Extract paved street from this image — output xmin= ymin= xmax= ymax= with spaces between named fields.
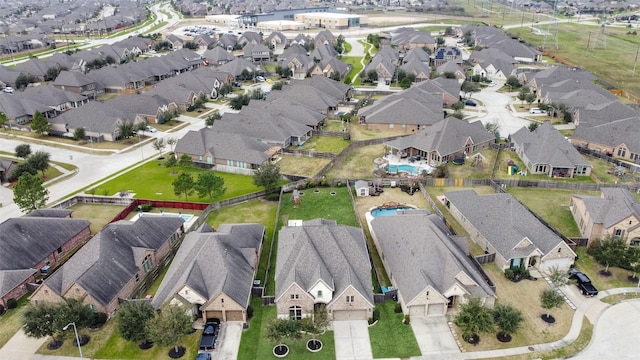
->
xmin=469 ymin=82 xmax=533 ymax=138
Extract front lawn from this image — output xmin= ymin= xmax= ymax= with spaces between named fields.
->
xmin=36 ymin=319 xmax=117 ymax=358
xmin=368 ymin=300 xmax=421 ymax=358
xmin=238 ymin=298 xmax=336 ymax=360
xmin=573 ymin=247 xmax=639 ymax=290
xmin=0 ymin=293 xmax=31 ymax=348
xmin=93 ymin=162 xmax=261 ymax=201
xmin=296 ymin=136 xmax=350 ymax=154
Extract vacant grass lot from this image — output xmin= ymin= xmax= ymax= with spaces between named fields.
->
xmin=296 ymin=136 xmax=350 ymax=153
xmin=508 ymin=188 xmax=599 ymax=238
xmin=324 ymin=144 xmax=381 ymax=180
xmin=0 ymin=294 xmax=30 ymax=348
xmin=94 ymin=162 xmax=261 ymax=200
xmin=238 ymin=297 xmax=336 ymax=360
xmin=350 ymin=123 xmax=414 ymax=141
xmin=277 ymin=155 xmax=331 ymax=178
xmin=67 ymin=203 xmax=127 ymax=233
xmin=369 ymin=301 xmax=421 ymax=358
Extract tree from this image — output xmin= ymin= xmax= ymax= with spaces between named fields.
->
xmin=436 ymin=37 xmax=445 ymax=47
xmin=505 ymin=75 xmax=521 ymax=89
xmin=172 ymin=173 xmax=194 ymax=201
xmin=461 ymin=81 xmax=481 ymax=98
xmin=266 ymin=318 xmax=301 ymax=354
xmin=8 ymin=161 xmax=37 ymax=182
xmin=73 ymin=127 xmax=86 ymax=141
xmin=178 ymin=154 xmax=193 ymax=168
xmin=230 ymin=94 xmax=250 ymax=110
xmin=540 ymin=289 xmax=563 ymax=320
xmin=13 ymin=173 xmax=49 ymax=213
xmin=205 ymin=111 xmax=221 ymax=126
xmin=195 ymin=172 xmax=226 ymax=202
xmin=454 ymin=297 xmax=494 ymax=343
xmin=492 ymin=303 xmax=524 ymax=341
xmin=251 ymin=88 xmax=264 ymax=100
xmin=399 ymin=77 xmax=412 ymax=89
xmin=23 ymin=302 xmax=64 ymax=345
xmin=452 ymin=101 xmax=465 ymax=111
xmin=60 ymin=298 xmax=94 ymax=330
xmin=164 ymin=155 xmax=178 ymax=169
xmin=0 ymin=111 xmax=8 ymax=130
xmin=451 ymin=110 xmax=465 ymax=119
xmin=184 ymin=41 xmax=198 ymax=50
xmin=31 ymin=111 xmax=51 ymax=135
xmin=300 ymin=306 xmax=328 ymax=345
xmin=485 ymin=122 xmax=501 ymax=141
xmin=365 ymin=70 xmax=378 ymax=83
xmin=117 ymin=121 xmax=136 ymax=139
xmin=166 ymin=138 xmax=177 ymax=152
xmin=517 ymin=86 xmax=531 ymax=107
xmin=152 ymin=138 xmax=166 ymax=155
xmin=253 ymin=162 xmax=281 ymax=195
xmin=117 ymin=300 xmax=156 ymax=343
xmin=545 ymin=266 xmax=569 ymax=289
xmin=589 ymin=236 xmax=628 ymax=273
xmin=525 ymin=93 xmax=537 ymax=107
xmin=146 ymin=303 xmax=193 ymax=355
xmin=272 ymin=81 xmax=284 ymax=90
xmin=329 ymin=71 xmax=341 ymax=81
xmin=219 ymin=83 xmax=233 ymax=97
xmin=15 ymin=144 xmax=31 ymax=158
xmin=528 ymin=122 xmax=540 ymax=132
xmin=27 ymin=151 xmax=50 ymax=177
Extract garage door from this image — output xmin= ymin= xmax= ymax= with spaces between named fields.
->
xmin=540 ymin=258 xmax=572 ymax=272
xmin=206 ymin=311 xmax=223 ymax=321
xmin=409 ymin=305 xmax=425 ymax=317
xmin=226 ymin=310 xmax=244 ymax=321
xmin=427 ymin=303 xmax=444 ymax=316
xmin=333 ymin=310 xmax=367 ymax=321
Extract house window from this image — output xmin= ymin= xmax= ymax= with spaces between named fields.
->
xmin=57 ymin=247 xmax=62 ymax=254
xmin=135 ymin=274 xmax=139 ymax=282
xmin=142 ymin=254 xmax=153 ymax=274
xmin=289 ymin=306 xmax=302 ymax=320
xmin=631 ymin=238 xmax=640 ymax=246
xmin=169 ymin=234 xmax=177 ymax=246
xmin=346 ymin=295 xmax=354 ymax=303
xmin=558 ymin=248 xmax=562 ymax=253
xmin=618 ymin=148 xmax=627 ymax=157
xmin=317 ymin=290 xmax=323 ymax=298
xmin=615 ymin=229 xmax=623 ymax=238
xmin=291 ymin=294 xmax=299 ymax=300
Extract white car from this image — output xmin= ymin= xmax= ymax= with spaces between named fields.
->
xmin=3 ymin=87 xmax=14 ymax=93
xmin=488 ymin=82 xmax=496 ymax=87
xmin=145 ymin=125 xmax=157 ymax=133
xmin=256 ymin=76 xmax=266 ymax=82
xmin=529 ymin=108 xmax=544 ymax=114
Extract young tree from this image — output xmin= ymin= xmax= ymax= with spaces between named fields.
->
xmin=27 ymin=151 xmax=51 ymax=177
xmin=454 ymin=297 xmax=494 ymax=343
xmin=528 ymin=122 xmax=540 ymax=132
xmin=485 ymin=122 xmax=501 ymax=141
xmin=60 ymin=298 xmax=95 ymax=330
xmin=73 ymin=127 xmax=86 ymax=141
xmin=117 ymin=121 xmax=136 ymax=139
xmin=178 ymin=154 xmax=193 ymax=168
xmin=15 ymin=144 xmax=31 ymax=158
xmin=23 ymin=302 xmax=64 ymax=346
xmin=545 ymin=266 xmax=569 ymax=289
xmin=146 ymin=303 xmax=193 ymax=356
xmin=628 ymin=247 xmax=640 ymax=279
xmin=219 ymin=83 xmax=233 ymax=97
xmin=461 ymin=81 xmax=481 ymax=98
xmin=525 ymin=93 xmax=537 ymax=107
xmin=195 ymin=172 xmax=226 ymax=202
xmin=492 ymin=303 xmax=524 ymax=341
xmin=272 ymin=81 xmax=284 ymax=90
xmin=253 ymin=162 xmax=281 ymax=195
xmin=166 ymin=138 xmax=177 ymax=152
xmin=13 ymin=173 xmax=49 ymax=213
xmin=505 ymin=75 xmax=521 ymax=89
xmin=399 ymin=77 xmax=412 ymax=89
xmin=266 ymin=318 xmax=301 ymax=355
xmin=30 ymin=111 xmax=51 ymax=135
xmin=172 ymin=172 xmax=194 ymax=201
xmin=205 ymin=111 xmax=222 ymax=127
xmin=117 ymin=300 xmax=156 ymax=344
xmin=540 ymin=289 xmax=563 ymax=321
xmin=165 ymin=155 xmax=178 ymax=169
xmin=0 ymin=111 xmax=8 ymax=130
xmin=517 ymin=86 xmax=531 ymax=107
xmin=152 ymin=138 xmax=166 ymax=155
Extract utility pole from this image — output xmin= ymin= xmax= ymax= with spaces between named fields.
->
xmin=633 ymin=45 xmax=640 ymax=76
xmin=585 ymin=32 xmax=591 ymax=55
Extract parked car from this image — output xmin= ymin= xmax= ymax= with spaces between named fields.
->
xmin=3 ymin=87 xmax=14 ymax=93
xmin=256 ymin=76 xmax=266 ymax=82
xmin=145 ymin=125 xmax=157 ymax=133
xmin=488 ymin=82 xmax=497 ymax=87
xmin=196 ymin=353 xmax=212 ymax=360
xmin=569 ymin=269 xmax=598 ymax=296
xmin=529 ymin=108 xmax=544 ymax=114
xmin=199 ymin=319 xmax=220 ymax=351
xmin=465 ymin=99 xmax=477 ymax=106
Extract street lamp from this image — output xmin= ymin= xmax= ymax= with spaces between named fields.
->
xmin=63 ymin=322 xmax=83 ymax=359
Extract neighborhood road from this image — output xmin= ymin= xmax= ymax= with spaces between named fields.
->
xmin=470 ymin=83 xmax=532 ymax=138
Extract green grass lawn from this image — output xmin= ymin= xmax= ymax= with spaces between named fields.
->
xmin=0 ymin=293 xmax=31 ymax=348
xmin=238 ymin=298 xmax=336 ymax=360
xmin=368 ymin=301 xmax=421 ymax=358
xmin=67 ymin=203 xmax=127 ymax=233
xmin=94 ymin=162 xmax=261 ymax=201
xmin=205 ymin=199 xmax=278 ymax=289
xmin=343 ymin=41 xmax=352 ymax=54
xmin=343 ymin=56 xmax=363 ymax=85
xmin=277 ymin=155 xmax=331 ymax=178
xmin=573 ymin=247 xmax=639 ymax=290
xmin=279 ymin=187 xmax=359 ymax=227
xmin=295 ymin=136 xmax=350 ymax=154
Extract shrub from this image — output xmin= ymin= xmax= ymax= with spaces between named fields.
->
xmin=394 ymin=303 xmax=403 ymax=313
xmin=372 ymin=308 xmax=380 ymax=322
xmin=504 ymin=268 xmax=514 ymax=280
xmin=403 ymin=314 xmax=411 ymax=324
xmin=247 ymin=305 xmax=254 ymax=320
xmin=265 ymin=193 xmax=280 ymax=201
xmin=6 ymin=298 xmax=17 ymax=309
xmin=307 ymin=179 xmax=316 ymax=189
xmin=140 ymin=203 xmax=153 ymax=212
xmin=90 ymin=312 xmax=108 ymax=328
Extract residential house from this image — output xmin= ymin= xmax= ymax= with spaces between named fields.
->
xmin=524 ymin=66 xmax=596 ymax=95
xmin=243 ymin=43 xmax=271 ymax=62
xmin=166 ymin=34 xmax=185 ymax=50
xmin=432 ymin=46 xmax=462 ymax=67
xmin=275 ymin=219 xmax=374 ymax=321
xmin=105 ymin=94 xmax=174 ymax=125
xmin=238 ymin=31 xmax=262 ymax=47
xmin=574 ymin=100 xmax=638 ymax=127
xmin=152 ymin=223 xmax=265 ymax=322
xmin=194 ymin=34 xmax=217 ymax=50
xmin=0 ymin=158 xmax=17 ymax=183
xmin=13 ymin=58 xmax=51 ymax=81
xmin=30 ymin=217 xmax=185 ymax=316
xmin=0 ymin=92 xmax=55 ymax=127
xmin=436 ymin=61 xmax=466 ymax=81
xmin=21 ymin=84 xmax=88 ymax=113
xmin=571 ymin=116 xmax=640 ymax=163
xmin=291 ymin=34 xmax=311 ymax=47
xmin=46 ymin=52 xmax=85 ymax=72
xmin=218 ymin=33 xmax=238 ymax=51
xmin=52 ymin=70 xmax=100 ymax=99
xmin=384 ymin=117 xmax=495 ymax=165
xmin=570 ymin=188 xmax=640 ymax=246
xmin=511 ymin=122 xmax=592 ymax=178
xmin=266 ymin=79 xmax=343 ymax=115
xmin=1 ymin=216 xmax=90 ymax=308
xmin=363 ymin=46 xmax=399 ymax=84
xmin=444 ymin=189 xmax=576 ymax=271
xmin=203 ymin=46 xmax=237 ymax=66
xmin=278 ymin=43 xmax=314 ymax=79
xmin=400 ymin=58 xmax=430 ymax=82
xmin=469 ymin=48 xmax=515 ymax=81
xmin=216 ymin=58 xmax=259 ymax=79
xmin=462 ymin=25 xmax=541 ymax=62
xmin=402 ymin=47 xmax=430 ymax=65
xmin=85 ymin=65 xmax=148 ymax=93
xmin=266 ymin=31 xmax=288 ymax=51
xmin=314 ymin=30 xmax=337 ymax=46
xmin=369 ymin=210 xmax=496 ymax=316
xmin=391 ymin=28 xmax=436 ymax=52
xmin=174 ymin=128 xmax=280 ymax=174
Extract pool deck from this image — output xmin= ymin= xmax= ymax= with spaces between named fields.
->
xmin=130 ymin=212 xmax=199 ymax=229
xmin=382 ymin=154 xmax=434 ymax=174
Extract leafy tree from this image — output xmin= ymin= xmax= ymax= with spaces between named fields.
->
xmin=443 ymin=71 xmax=456 ymax=79
xmin=329 ymin=71 xmax=341 ymax=81
xmin=436 ymin=37 xmax=445 ymax=47
xmin=545 ymin=266 xmax=569 ymax=289
xmin=8 ymin=161 xmax=37 ymax=182
xmin=178 ymin=154 xmax=193 ymax=168
xmin=628 ymin=247 xmax=640 ymax=279
xmin=195 ymin=172 xmax=226 ymax=202
xmin=444 ymin=26 xmax=456 ymax=36
xmin=183 ymin=41 xmax=198 ymax=50
xmin=230 ymin=94 xmax=250 ymax=110
xmin=506 ymin=75 xmax=521 ymax=89
xmin=266 ymin=318 xmax=301 ymax=352
xmin=117 ymin=121 xmax=136 ymax=139
xmin=451 ymin=110 xmax=464 ymax=119
xmin=164 ymin=155 xmax=178 ymax=168
xmin=27 ymin=151 xmax=50 ymax=177
xmin=454 ymin=298 xmax=494 ymax=342
xmin=30 ymin=111 xmax=51 ymax=135
xmin=433 ymin=163 xmax=448 ymax=178
xmin=492 ymin=303 xmax=524 ymax=339
xmin=528 ymin=122 xmax=540 ymax=132
xmin=172 ymin=172 xmax=194 ymax=200
xmin=15 ymin=73 xmax=38 ymax=89
xmin=462 ymin=30 xmax=474 ymax=47
xmin=589 ymin=235 xmax=628 ymax=273
xmin=219 ymin=83 xmax=233 ymax=97
xmin=206 ymin=111 xmax=221 ymax=126
xmin=461 ymin=81 xmax=481 ymax=98
xmin=166 ymin=138 xmax=177 ymax=152
xmin=253 ymin=162 xmax=281 ymax=196
xmin=452 ymin=101 xmax=464 ymax=111
xmin=525 ymin=93 xmax=537 ymax=106
xmin=540 ymin=289 xmax=563 ymax=319
xmin=485 ymin=122 xmax=501 ymax=141
xmin=60 ymin=298 xmax=94 ymax=330
xmin=136 ymin=122 xmax=147 ymax=134
xmin=399 ymin=77 xmax=412 ymax=89
xmin=46 ymin=66 xmax=66 ymax=81
xmin=23 ymin=302 xmax=63 ymax=343
xmin=365 ymin=70 xmax=378 ymax=83
xmin=152 ymin=138 xmax=166 ymax=155
xmin=73 ymin=127 xmax=86 ymax=141
xmin=0 ymin=111 xmax=8 ymax=130
xmin=251 ymin=88 xmax=264 ymax=100
xmin=300 ymin=306 xmax=328 ymax=343
xmin=13 ymin=173 xmax=49 ymax=213
xmin=272 ymin=81 xmax=284 ymax=90
xmin=15 ymin=144 xmax=31 ymax=158
xmin=146 ymin=303 xmax=193 ymax=354
xmin=117 ymin=300 xmax=156 ymax=343
xmin=517 ymin=86 xmax=531 ymax=106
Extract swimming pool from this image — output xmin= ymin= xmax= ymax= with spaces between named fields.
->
xmin=387 ymin=164 xmax=430 ymax=175
xmin=137 ymin=212 xmax=194 ymax=222
xmin=370 ymin=207 xmax=414 ymax=217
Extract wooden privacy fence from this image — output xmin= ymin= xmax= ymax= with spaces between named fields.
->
xmin=474 ymin=253 xmax=496 ymax=264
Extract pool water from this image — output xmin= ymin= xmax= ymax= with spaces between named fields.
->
xmin=387 ymin=164 xmax=421 ymax=175
xmin=370 ymin=207 xmax=413 ymax=217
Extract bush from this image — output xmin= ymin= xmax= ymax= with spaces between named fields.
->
xmin=6 ymin=298 xmax=17 ymax=310
xmin=265 ymin=193 xmax=280 ymax=201
xmin=139 ymin=203 xmax=152 ymax=212
xmin=394 ymin=303 xmax=403 ymax=313
xmin=403 ymin=314 xmax=411 ymax=324
xmin=90 ymin=312 xmax=108 ymax=328
xmin=372 ymin=308 xmax=380 ymax=322
xmin=504 ymin=268 xmax=514 ymax=280
xmin=247 ymin=305 xmax=254 ymax=320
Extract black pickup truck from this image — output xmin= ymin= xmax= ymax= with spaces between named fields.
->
xmin=569 ymin=269 xmax=598 ymax=297
xmin=199 ymin=319 xmax=220 ymax=351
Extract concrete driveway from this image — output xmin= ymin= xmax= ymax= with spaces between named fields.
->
xmin=410 ymin=315 xmax=460 ymax=358
xmin=574 ymin=300 xmax=640 ymax=359
xmin=212 ymin=321 xmax=243 ymax=360
xmin=333 ymin=320 xmax=373 ymax=360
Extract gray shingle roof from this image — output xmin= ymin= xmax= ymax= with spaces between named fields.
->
xmin=275 ymin=220 xmax=373 ymax=306
xmin=573 ymin=116 xmax=640 ymax=153
xmin=444 ymin=189 xmax=572 ymax=259
xmin=42 ymin=217 xmax=184 ymax=306
xmin=27 ymin=209 xmax=72 ymax=218
xmin=203 ymin=46 xmax=237 ymax=64
xmin=0 ymin=269 xmax=37 ymax=296
xmin=578 ymin=101 xmax=638 ymax=127
xmin=175 ymin=128 xmax=274 ymax=165
xmin=511 ymin=122 xmax=590 ymax=168
xmin=370 ymin=212 xmax=495 ymax=303
xmin=50 ymin=101 xmax=131 ymax=134
xmin=52 ymin=70 xmax=96 ymax=88
xmin=437 ymin=60 xmax=464 ymax=75
xmin=152 ymin=223 xmax=264 ymax=309
xmin=574 ymin=188 xmax=640 ymax=228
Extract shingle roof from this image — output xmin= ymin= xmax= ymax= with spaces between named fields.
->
xmin=573 ymin=116 xmax=640 ymax=155
xmin=50 ymin=101 xmax=131 ymax=134
xmin=370 ymin=212 xmax=495 ymax=303
xmin=0 ymin=269 xmax=37 ymax=296
xmin=574 ymin=188 xmax=640 ymax=228
xmin=437 ymin=60 xmax=464 ymax=75
xmin=275 ymin=220 xmax=373 ymax=306
xmin=511 ymin=122 xmax=591 ymax=168
xmin=578 ymin=101 xmax=638 ymax=127
xmin=26 ymin=209 xmax=72 ymax=218
xmin=203 ymin=46 xmax=237 ymax=64
xmin=52 ymin=70 xmax=96 ymax=88
xmin=152 ymin=223 xmax=264 ymax=309
xmin=175 ymin=128 xmax=274 ymax=164
xmin=21 ymin=84 xmax=87 ymax=106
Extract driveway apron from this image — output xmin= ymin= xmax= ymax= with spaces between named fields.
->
xmin=410 ymin=315 xmax=460 ymax=356
xmin=333 ymin=320 xmax=373 ymax=360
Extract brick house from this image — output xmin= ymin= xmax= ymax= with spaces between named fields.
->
xmin=30 ymin=217 xmax=184 ymax=316
xmin=0 ymin=212 xmax=90 ymax=308
xmin=275 ymin=219 xmax=374 ymax=321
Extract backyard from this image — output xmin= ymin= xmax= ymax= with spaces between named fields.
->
xmin=92 ymin=162 xmax=262 ymax=201
xmin=277 ymin=155 xmax=331 ymax=178
xmin=294 ymin=136 xmax=350 ymax=154
xmin=323 ymin=144 xmax=382 ymax=180
xmin=67 ymin=203 xmax=127 ymax=233
xmin=445 ymin=148 xmax=498 ymax=179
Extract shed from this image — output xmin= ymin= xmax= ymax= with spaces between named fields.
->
xmin=355 ymin=180 xmax=369 ymax=197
